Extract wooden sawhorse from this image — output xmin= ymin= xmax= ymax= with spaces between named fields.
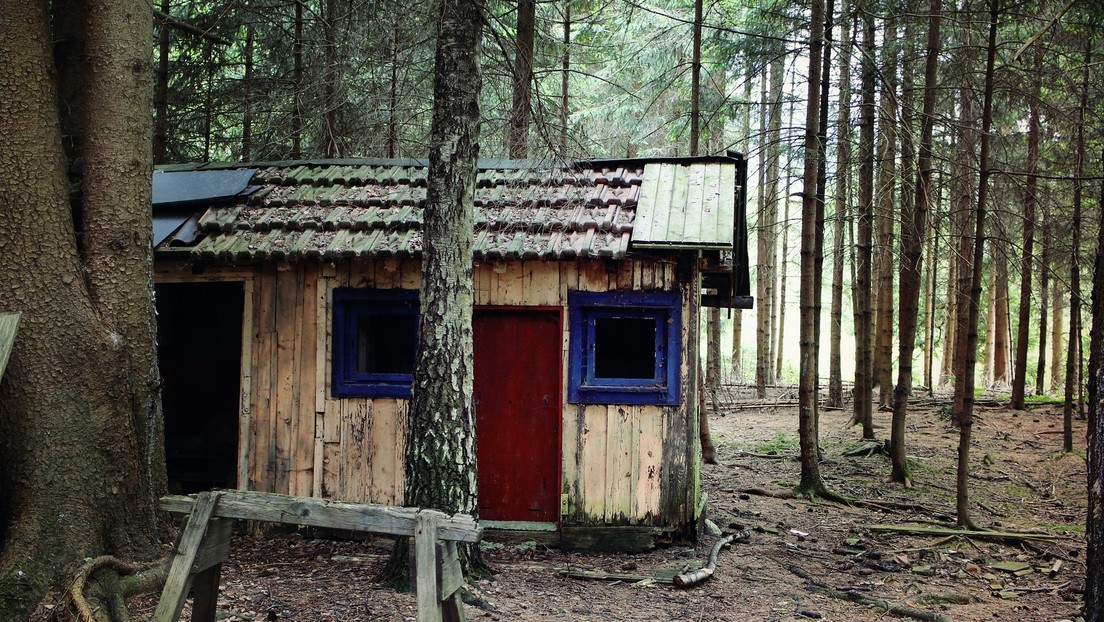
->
xmin=153 ymin=490 xmax=482 ymax=622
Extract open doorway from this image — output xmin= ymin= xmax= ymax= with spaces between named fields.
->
xmin=155 ymin=281 xmax=243 ymax=494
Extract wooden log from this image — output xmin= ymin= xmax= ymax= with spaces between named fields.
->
xmin=160 ymin=491 xmax=481 ymax=542
xmin=673 ymin=532 xmax=743 ymax=587
xmin=861 ymin=524 xmax=1058 ymax=542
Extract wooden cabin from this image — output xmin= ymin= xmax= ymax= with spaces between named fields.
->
xmin=152 ymin=156 xmax=751 ymax=551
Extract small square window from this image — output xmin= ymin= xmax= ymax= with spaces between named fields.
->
xmin=568 ymin=291 xmax=681 ymax=405
xmin=333 ymin=288 xmax=419 ymax=398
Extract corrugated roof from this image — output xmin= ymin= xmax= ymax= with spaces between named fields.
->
xmin=632 ymin=162 xmax=736 ymax=249
xmin=153 ymin=157 xmax=740 ymax=262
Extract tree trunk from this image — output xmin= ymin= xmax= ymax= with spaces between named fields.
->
xmin=1065 ymin=41 xmax=1090 ymax=453
xmin=0 ymin=0 xmax=164 ymax=617
xmin=776 ymin=196 xmax=790 ymax=380
xmin=991 ymin=236 xmax=1011 ymax=386
xmin=154 ymin=0 xmax=171 ymax=164
xmin=560 ymin=0 xmax=571 ymax=152
xmin=1085 ymin=147 xmax=1104 ymax=622
xmin=852 ymin=0 xmax=876 ymax=438
xmin=508 ymin=0 xmax=535 ymax=158
xmin=292 ymin=0 xmax=304 ymax=159
xmin=322 ymin=0 xmax=342 ymax=158
xmin=1053 ymin=281 xmax=1067 ymax=394
xmin=1011 ymin=41 xmax=1042 ymax=409
xmin=798 ymin=0 xmax=829 ymax=495
xmin=891 ymin=0 xmax=941 ymax=486
xmin=756 ymin=52 xmax=784 ymax=396
xmin=873 ymin=7 xmax=898 ymax=410
xmin=827 ymin=0 xmax=852 ymax=410
xmin=955 ymin=0 xmax=999 ymax=529
xmin=389 ymin=0 xmax=483 ymax=581
xmin=1038 ymin=219 xmax=1050 ymax=396
xmin=242 ymin=22 xmax=254 ymax=161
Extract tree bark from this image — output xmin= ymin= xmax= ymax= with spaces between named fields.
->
xmin=954 ymin=0 xmax=999 ymax=529
xmin=827 ymin=0 xmax=852 ymax=410
xmin=891 ymin=0 xmax=941 ymax=486
xmin=1037 ymin=219 xmax=1050 ymax=396
xmin=0 ymin=0 xmax=165 ymax=617
xmin=797 ymin=0 xmax=828 ymax=495
xmin=1065 ymin=41 xmax=1090 ymax=453
xmin=852 ymin=0 xmax=876 ymax=438
xmin=508 ymin=0 xmax=536 ymax=158
xmin=873 ymin=6 xmax=899 ymax=410
xmin=392 ymin=0 xmax=483 ymax=580
xmin=1011 ymin=41 xmax=1042 ymax=409
xmin=756 ymin=52 xmax=784 ymax=396
xmin=1085 ymin=147 xmax=1104 ymax=622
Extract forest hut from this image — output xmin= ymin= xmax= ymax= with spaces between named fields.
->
xmin=152 ymin=155 xmax=752 ymax=551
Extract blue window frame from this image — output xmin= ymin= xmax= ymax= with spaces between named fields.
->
xmin=332 ymin=288 xmax=419 ymax=398
xmin=568 ymin=291 xmax=681 ymax=405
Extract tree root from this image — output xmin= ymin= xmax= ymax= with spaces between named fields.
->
xmin=64 ymin=555 xmax=168 ymax=622
xmin=781 ymin=562 xmax=952 ymax=622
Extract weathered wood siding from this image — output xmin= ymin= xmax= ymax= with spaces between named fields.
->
xmin=155 ymin=255 xmax=699 ymax=529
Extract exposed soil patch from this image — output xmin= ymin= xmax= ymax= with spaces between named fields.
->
xmin=133 ymin=394 xmax=1088 ymax=621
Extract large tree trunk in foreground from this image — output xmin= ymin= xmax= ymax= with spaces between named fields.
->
xmin=1085 ymin=148 xmax=1104 ymax=622
xmin=385 ymin=0 xmax=483 ymax=582
xmin=1065 ymin=41 xmax=1090 ymax=454
xmin=0 ymin=1 xmax=164 ymax=618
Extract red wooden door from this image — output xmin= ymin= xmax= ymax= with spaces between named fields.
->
xmin=473 ymin=309 xmax=562 ymax=523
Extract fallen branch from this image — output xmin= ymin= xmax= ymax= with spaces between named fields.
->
xmin=781 ymin=562 xmax=952 ymax=622
xmin=860 ymin=524 xmax=1058 ymax=542
xmin=738 ymin=487 xmax=795 ymax=499
xmin=734 ymin=450 xmax=794 ymax=460
xmin=673 ymin=531 xmax=749 ymax=587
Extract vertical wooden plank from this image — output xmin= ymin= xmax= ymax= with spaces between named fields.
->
xmin=294 ymin=267 xmax=318 ymax=497
xmin=414 ymin=511 xmax=442 ymax=622
xmin=273 ymin=266 xmax=299 ymax=495
xmin=369 ymin=398 xmax=405 ymax=505
xmin=237 ymin=278 xmax=254 ymax=490
xmin=581 ymin=404 xmax=608 ymax=520
xmin=348 ymin=260 xmax=373 ymax=289
xmin=189 ymin=564 xmax=223 ymax=622
xmin=560 ymin=404 xmax=581 ymax=521
xmin=399 ymin=258 xmax=421 ymax=290
xmin=343 ymin=398 xmax=371 ymax=502
xmin=523 ymin=262 xmax=559 ymax=306
xmin=316 ymin=267 xmax=332 ymax=416
xmin=472 ymin=263 xmax=488 ymax=305
xmin=250 ymin=267 xmax=276 ymax=492
xmin=615 ymin=258 xmax=634 ymax=291
xmin=636 ymin=407 xmax=664 ymax=518
xmin=604 ymin=407 xmax=634 ymax=521
xmin=380 ymin=258 xmax=402 ymax=288
xmin=151 ymin=492 xmax=221 ymax=622
xmin=499 ymin=262 xmax=525 ymax=305
xmin=322 ymin=438 xmax=341 ymax=499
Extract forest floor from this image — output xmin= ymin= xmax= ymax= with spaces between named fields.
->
xmin=132 ymin=389 xmax=1089 ymax=622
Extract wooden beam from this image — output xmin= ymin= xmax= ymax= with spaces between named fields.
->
xmin=152 ymin=491 xmax=222 ymax=622
xmin=160 ymin=491 xmax=481 ymax=543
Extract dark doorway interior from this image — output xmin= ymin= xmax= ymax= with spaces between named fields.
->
xmin=155 ymin=281 xmax=243 ymax=494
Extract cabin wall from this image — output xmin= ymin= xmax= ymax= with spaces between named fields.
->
xmin=155 ymin=255 xmax=700 ymax=531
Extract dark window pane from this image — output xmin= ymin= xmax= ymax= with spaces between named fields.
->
xmin=356 ymin=312 xmax=417 ymax=374
xmin=594 ymin=316 xmax=657 ymax=379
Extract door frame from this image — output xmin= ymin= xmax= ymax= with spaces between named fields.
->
xmin=154 ymin=267 xmax=253 ymax=490
xmin=473 ymin=305 xmax=564 ymax=530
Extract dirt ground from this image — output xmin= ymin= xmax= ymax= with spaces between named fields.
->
xmin=134 ymin=391 xmax=1090 ymax=622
